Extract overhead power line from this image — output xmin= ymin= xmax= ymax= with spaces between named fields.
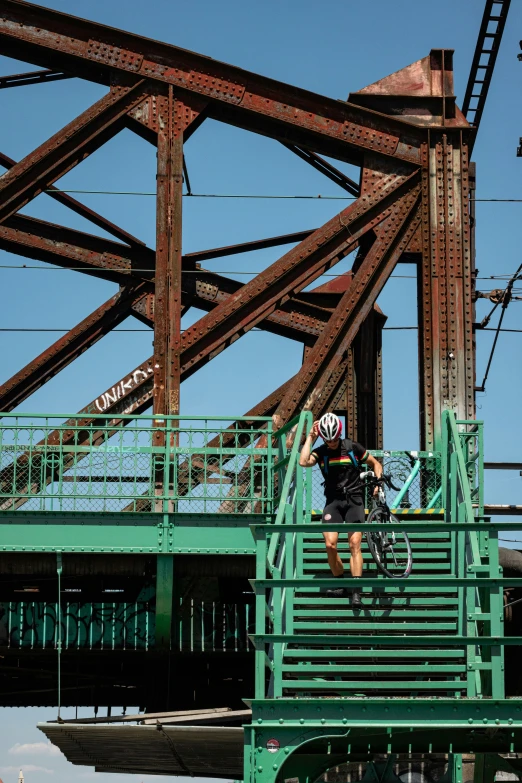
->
xmin=0 ymin=264 xmax=521 ymax=283
xmin=2 ymin=326 xmax=522 ymax=334
xmin=33 ymin=188 xmax=522 ymax=202
xmin=476 ymin=262 xmax=522 ymax=392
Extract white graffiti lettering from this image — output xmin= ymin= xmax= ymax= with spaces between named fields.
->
xmin=91 ymin=365 xmax=154 ymax=415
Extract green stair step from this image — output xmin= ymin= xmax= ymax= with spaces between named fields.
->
xmin=281 ymin=680 xmax=465 ymax=691
xmin=283 ymin=649 xmax=465 ymax=658
xmin=302 ymin=533 xmax=451 ymax=541
xmin=294 ymin=586 xmax=459 ymax=594
xmin=302 ymin=552 xmax=452 ymax=559
xmin=293 ymin=621 xmax=457 ymax=631
xmin=281 ymin=664 xmax=466 ymax=673
xmin=293 ymin=609 xmax=459 ymax=618
xmin=303 ymin=539 xmax=451 ymax=555
xmin=293 ymin=596 xmax=460 ymax=605
xmin=302 ymin=563 xmax=453 ymax=572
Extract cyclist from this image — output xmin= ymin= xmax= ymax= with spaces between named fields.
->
xmin=299 ymin=412 xmax=382 ymax=607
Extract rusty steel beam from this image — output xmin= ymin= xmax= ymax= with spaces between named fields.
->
xmin=0 ymin=80 xmax=148 ymax=224
xmin=349 ymin=308 xmax=386 ymax=449
xmin=180 ymin=171 xmax=419 ymax=380
xmin=0 ymin=150 xmax=145 ymax=247
xmin=2 ymin=174 xmax=417 ymax=501
xmin=0 ymin=209 xmax=315 ymax=278
xmin=183 ymin=229 xmax=316 ymax=265
xmin=0 ymin=67 xmax=70 ymax=88
xmin=309 ymin=268 xmax=385 ymax=446
xmin=0 ymin=214 xmax=155 ymax=284
xmin=274 ymin=181 xmax=421 ymax=423
xmin=0 ymin=1 xmax=425 ymax=167
xmin=185 ymin=269 xmax=334 ymax=345
xmin=153 ymin=90 xmax=190 ymax=416
xmin=0 ymin=216 xmax=332 ymax=344
xmin=0 ymin=285 xmax=149 ymax=412
xmin=0 ymin=177 xmax=400 ymax=504
xmin=281 ymin=143 xmax=360 ymax=196
xmin=418 ymin=134 xmax=475 ymax=449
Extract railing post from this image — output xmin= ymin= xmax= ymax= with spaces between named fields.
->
xmin=488 ymin=526 xmax=504 ymax=698
xmin=254 ymin=526 xmax=268 ymax=700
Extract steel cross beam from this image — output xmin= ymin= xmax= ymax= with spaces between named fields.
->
xmin=0 ymin=284 xmax=150 ymax=412
xmin=179 ymin=171 xmax=418 ymax=380
xmin=275 ymin=182 xmax=421 ymax=423
xmin=0 ymin=1 xmax=425 ymax=167
xmin=0 ymin=214 xmax=316 ymax=286
xmin=0 ymin=67 xmax=70 ymax=88
xmin=0 ymin=150 xmax=145 ymax=247
xmin=0 ymin=214 xmax=155 ymax=283
xmin=0 ymin=216 xmax=334 ymax=343
xmin=0 ymin=81 xmax=149 ymax=224
xmin=0 ymin=186 xmax=391 ymax=503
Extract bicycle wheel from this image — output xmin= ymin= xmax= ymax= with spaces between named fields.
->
xmin=366 ymin=507 xmax=412 ymax=578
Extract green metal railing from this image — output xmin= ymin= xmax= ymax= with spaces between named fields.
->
xmin=0 ymin=596 xmax=254 ymax=652
xmin=442 ymin=412 xmax=503 ymax=698
xmin=176 ymin=599 xmax=254 ymax=653
xmin=0 ymin=414 xmax=273 ymax=514
xmin=1 ymin=598 xmax=154 ymax=650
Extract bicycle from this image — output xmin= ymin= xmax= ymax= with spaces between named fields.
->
xmin=359 ymin=471 xmax=412 ymax=578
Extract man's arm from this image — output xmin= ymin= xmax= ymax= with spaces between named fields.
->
xmin=299 ymin=421 xmax=320 ymax=467
xmin=366 ymin=453 xmax=383 ymax=479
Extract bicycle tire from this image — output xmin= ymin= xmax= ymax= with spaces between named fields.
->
xmin=366 ymin=507 xmax=412 ymax=578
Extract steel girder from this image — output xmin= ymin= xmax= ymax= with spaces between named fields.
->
xmin=0 ymin=1 xmax=475 ymax=455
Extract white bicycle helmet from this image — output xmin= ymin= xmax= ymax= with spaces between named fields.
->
xmin=318 ymin=412 xmax=342 ymax=441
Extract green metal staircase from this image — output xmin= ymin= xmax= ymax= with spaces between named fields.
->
xmin=253 ymin=410 xmax=501 ymax=700
xmin=282 ymin=524 xmax=466 ymax=697
xmin=244 ymin=411 xmax=522 ymax=783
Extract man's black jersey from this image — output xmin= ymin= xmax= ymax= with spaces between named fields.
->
xmin=312 ymin=438 xmax=368 ymax=499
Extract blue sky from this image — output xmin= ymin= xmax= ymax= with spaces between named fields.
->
xmin=0 ymin=0 xmax=521 ymax=780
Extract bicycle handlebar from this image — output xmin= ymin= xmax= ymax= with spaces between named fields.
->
xmin=359 ymin=471 xmax=401 ymax=492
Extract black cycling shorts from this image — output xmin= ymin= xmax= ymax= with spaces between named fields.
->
xmin=322 ymin=495 xmax=365 ymax=527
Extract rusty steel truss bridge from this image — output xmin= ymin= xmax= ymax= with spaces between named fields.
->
xmin=0 ymin=1 xmax=521 ymax=782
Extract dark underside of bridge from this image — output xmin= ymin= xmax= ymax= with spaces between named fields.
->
xmin=0 ymin=553 xmax=256 ymax=709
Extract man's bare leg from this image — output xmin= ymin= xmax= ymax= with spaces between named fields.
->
xmin=348 ymin=531 xmax=363 ymax=576
xmin=322 ymin=531 xmax=343 ymax=575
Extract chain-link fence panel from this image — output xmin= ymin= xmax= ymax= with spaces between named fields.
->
xmin=0 ymin=415 xmax=273 ymax=514
xmin=308 ymin=450 xmax=442 ymax=514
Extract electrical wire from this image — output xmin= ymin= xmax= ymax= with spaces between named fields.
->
xmin=2 ymin=326 xmax=522 ymax=334
xmin=39 ymin=188 xmax=522 ymax=203
xmin=477 ymin=262 xmax=522 ymax=392
xmin=0 ymin=265 xmax=521 ymax=283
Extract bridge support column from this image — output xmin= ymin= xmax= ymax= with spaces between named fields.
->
xmin=418 ymin=132 xmax=475 ymax=450
xmin=155 ymin=554 xmax=174 ymax=651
